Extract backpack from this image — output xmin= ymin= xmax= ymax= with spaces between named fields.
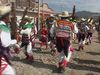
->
xmin=56 ymin=20 xmax=72 ymax=38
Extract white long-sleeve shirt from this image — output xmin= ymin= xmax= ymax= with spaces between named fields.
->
xmin=1 ymin=31 xmax=17 ymax=47
xmin=20 ymin=28 xmax=32 ymax=39
xmin=0 ymin=21 xmax=17 ymax=47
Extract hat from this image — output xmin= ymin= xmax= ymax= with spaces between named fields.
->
xmin=81 ymin=18 xmax=86 ymax=21
xmin=50 ymin=14 xmax=54 ymax=17
xmin=61 ymin=11 xmax=70 ymax=17
xmin=23 ymin=17 xmax=32 ymax=23
xmin=89 ymin=19 xmax=93 ymax=25
xmin=0 ymin=6 xmax=11 ymax=16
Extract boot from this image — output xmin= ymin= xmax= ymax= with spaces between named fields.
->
xmin=25 ymin=52 xmax=34 ymax=61
xmin=78 ymin=46 xmax=81 ymax=51
xmin=70 ymin=46 xmax=74 ymax=52
xmin=24 ymin=52 xmax=29 ymax=60
xmin=81 ymin=45 xmax=84 ymax=50
xmin=62 ymin=59 xmax=68 ymax=70
xmin=58 ymin=59 xmax=68 ymax=73
xmin=78 ymin=44 xmax=84 ymax=51
xmin=28 ymin=54 xmax=34 ymax=61
xmin=14 ymin=48 xmax=20 ymax=54
xmin=85 ymin=42 xmax=89 ymax=45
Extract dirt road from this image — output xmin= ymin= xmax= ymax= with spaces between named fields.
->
xmin=12 ymin=32 xmax=100 ymax=75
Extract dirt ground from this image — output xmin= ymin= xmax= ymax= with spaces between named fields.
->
xmin=12 ymin=31 xmax=100 ymax=75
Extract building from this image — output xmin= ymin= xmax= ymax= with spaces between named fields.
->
xmin=0 ymin=0 xmax=10 ymax=5
xmin=40 ymin=3 xmax=54 ymax=17
xmin=0 ymin=0 xmax=54 ymax=18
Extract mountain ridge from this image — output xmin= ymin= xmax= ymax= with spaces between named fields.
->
xmin=76 ymin=11 xmax=100 ymax=19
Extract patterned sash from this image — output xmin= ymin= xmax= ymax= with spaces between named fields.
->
xmin=0 ymin=57 xmax=8 ymax=72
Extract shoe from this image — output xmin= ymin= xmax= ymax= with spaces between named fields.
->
xmin=81 ymin=45 xmax=84 ymax=50
xmin=58 ymin=66 xmax=65 ymax=73
xmin=28 ymin=56 xmax=34 ymax=61
xmin=58 ymin=59 xmax=68 ymax=72
xmin=78 ymin=46 xmax=81 ymax=51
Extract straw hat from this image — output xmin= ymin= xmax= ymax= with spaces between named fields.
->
xmin=50 ymin=14 xmax=54 ymax=18
xmin=0 ymin=6 xmax=11 ymax=16
xmin=61 ymin=11 xmax=70 ymax=17
xmin=81 ymin=18 xmax=86 ymax=21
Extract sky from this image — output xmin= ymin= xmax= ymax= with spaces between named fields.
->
xmin=41 ymin=0 xmax=100 ymax=13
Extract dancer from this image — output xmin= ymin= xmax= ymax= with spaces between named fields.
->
xmin=0 ymin=6 xmax=17 ymax=75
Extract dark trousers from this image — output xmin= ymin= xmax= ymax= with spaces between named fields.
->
xmin=86 ymin=32 xmax=93 ymax=38
xmin=0 ymin=47 xmax=11 ymax=64
xmin=56 ymin=37 xmax=70 ymax=57
xmin=77 ymin=33 xmax=86 ymax=42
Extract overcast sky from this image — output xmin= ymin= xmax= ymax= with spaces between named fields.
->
xmin=41 ymin=0 xmax=100 ymax=13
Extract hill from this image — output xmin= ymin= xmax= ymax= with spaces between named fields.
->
xmin=76 ymin=11 xmax=100 ymax=19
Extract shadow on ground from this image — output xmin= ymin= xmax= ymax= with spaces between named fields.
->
xmin=68 ymin=58 xmax=100 ymax=73
xmin=68 ymin=62 xmax=100 ymax=73
xmin=12 ymin=56 xmax=58 ymax=73
xmin=34 ymin=50 xmax=51 ymax=55
xmin=73 ymin=58 xmax=100 ymax=65
xmin=86 ymin=52 xmax=100 ymax=55
xmin=86 ymin=73 xmax=95 ymax=75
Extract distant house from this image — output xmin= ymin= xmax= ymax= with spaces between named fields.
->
xmin=0 ymin=0 xmax=54 ymax=19
xmin=0 ymin=0 xmax=10 ymax=5
xmin=39 ymin=3 xmax=54 ymax=16
xmin=16 ymin=0 xmax=54 ymax=18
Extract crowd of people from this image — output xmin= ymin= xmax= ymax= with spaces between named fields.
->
xmin=0 ymin=5 xmax=100 ymax=75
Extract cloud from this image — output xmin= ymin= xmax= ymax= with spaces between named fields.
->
xmin=42 ymin=0 xmax=100 ymax=13
xmin=75 ymin=0 xmax=100 ymax=12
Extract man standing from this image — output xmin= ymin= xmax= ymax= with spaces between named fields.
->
xmin=20 ymin=17 xmax=34 ymax=61
xmin=0 ymin=6 xmax=16 ymax=75
xmin=55 ymin=11 xmax=74 ymax=72
xmin=46 ymin=14 xmax=55 ymax=42
xmin=39 ymin=24 xmax=48 ymax=49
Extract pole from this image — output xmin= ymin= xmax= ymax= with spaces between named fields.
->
xmin=27 ymin=0 xmax=31 ymax=7
xmin=72 ymin=5 xmax=75 ymax=20
xmin=10 ymin=0 xmax=17 ymax=39
xmin=21 ymin=7 xmax=28 ymax=21
xmin=42 ymin=0 xmax=44 ymax=21
xmin=38 ymin=0 xmax=40 ymax=31
xmin=61 ymin=4 xmax=62 ymax=12
xmin=72 ymin=0 xmax=76 ymax=20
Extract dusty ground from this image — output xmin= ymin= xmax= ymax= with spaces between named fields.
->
xmin=11 ymin=32 xmax=100 ymax=75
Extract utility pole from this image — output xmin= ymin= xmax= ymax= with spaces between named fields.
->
xmin=72 ymin=5 xmax=76 ymax=20
xmin=41 ymin=0 xmax=44 ymax=27
xmin=37 ymin=0 xmax=40 ymax=31
xmin=61 ymin=3 xmax=63 ymax=12
xmin=72 ymin=0 xmax=76 ymax=20
xmin=27 ymin=0 xmax=31 ymax=8
xmin=10 ymin=0 xmax=17 ymax=39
